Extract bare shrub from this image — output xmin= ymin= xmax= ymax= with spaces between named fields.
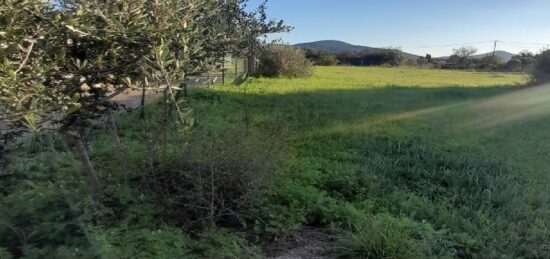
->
xmin=256 ymin=44 xmax=312 ymax=78
xmin=145 ymin=120 xmax=286 ymax=227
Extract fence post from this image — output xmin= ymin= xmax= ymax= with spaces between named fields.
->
xmin=222 ymin=56 xmax=225 ymax=85
xmin=246 ymin=55 xmax=255 ymax=75
xmin=235 ymin=58 xmax=238 ymax=81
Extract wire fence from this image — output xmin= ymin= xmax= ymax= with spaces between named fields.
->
xmin=188 ymin=56 xmax=248 ymax=88
xmin=0 ymin=56 xmax=250 ymax=150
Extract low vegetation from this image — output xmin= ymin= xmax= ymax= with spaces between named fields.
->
xmin=305 ymin=49 xmax=339 ymax=66
xmin=256 ymin=44 xmax=312 ymax=78
xmin=5 ymin=66 xmax=550 ymax=258
xmin=533 ymin=50 xmax=550 ymax=83
xmin=3 ymin=1 xmax=549 ymax=258
xmin=337 ymin=48 xmax=404 ymax=67
xmin=300 ymin=45 xmax=549 ymax=76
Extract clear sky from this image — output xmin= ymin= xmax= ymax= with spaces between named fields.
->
xmin=248 ymin=0 xmax=550 ymax=57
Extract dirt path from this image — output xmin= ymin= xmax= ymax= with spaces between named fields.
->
xmin=0 ymin=88 xmax=156 ymax=148
xmin=264 ymin=227 xmax=338 ymax=259
xmin=0 ymin=76 xmax=223 ymax=150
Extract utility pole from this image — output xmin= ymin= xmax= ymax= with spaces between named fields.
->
xmin=492 ymin=40 xmax=498 ymax=57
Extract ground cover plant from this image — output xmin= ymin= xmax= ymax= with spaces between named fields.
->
xmin=3 ymin=66 xmax=550 ymax=258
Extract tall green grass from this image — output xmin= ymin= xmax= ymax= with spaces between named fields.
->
xmin=210 ymin=67 xmax=547 ymax=257
xmin=2 ymin=66 xmax=548 ymax=258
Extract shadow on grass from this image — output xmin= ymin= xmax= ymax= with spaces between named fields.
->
xmin=193 ymin=84 xmax=550 ymax=257
xmin=190 ymin=83 xmax=550 ymax=180
xmin=192 ymin=87 xmax=550 ymax=133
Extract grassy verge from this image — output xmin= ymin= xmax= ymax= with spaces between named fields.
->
xmin=3 ymin=66 xmax=549 ymax=258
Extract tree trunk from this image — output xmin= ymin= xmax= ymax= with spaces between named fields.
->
xmin=71 ymin=134 xmax=101 ymax=199
xmin=108 ymin=111 xmax=129 ymax=184
xmin=247 ymin=55 xmax=255 ymax=75
xmin=140 ymin=86 xmax=146 ymax=119
xmin=147 ymin=88 xmax=174 ymax=171
xmin=175 ymin=74 xmax=187 ymax=100
xmin=209 ymin=161 xmax=216 ymax=225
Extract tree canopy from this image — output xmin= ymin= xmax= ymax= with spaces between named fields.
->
xmin=1 ymin=0 xmax=288 ymax=197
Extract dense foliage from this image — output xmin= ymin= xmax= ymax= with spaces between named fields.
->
xmin=533 ymin=50 xmax=550 ymax=83
xmin=505 ymin=51 xmax=538 ymax=72
xmin=1 ymin=0 xmax=289 ymax=257
xmin=297 ymin=45 xmax=548 ymax=77
xmin=304 ymin=49 xmax=339 ymax=66
xmin=1 ymin=0 xmax=288 ymax=196
xmin=2 ymin=0 xmax=549 ymax=257
xmin=336 ymin=48 xmax=404 ymax=67
xmin=3 ymin=66 xmax=542 ymax=258
xmin=0 ymin=100 xmax=279 ymax=258
xmin=256 ymin=44 xmax=312 ymax=78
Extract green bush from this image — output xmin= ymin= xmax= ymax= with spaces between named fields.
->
xmin=0 ymin=247 xmax=12 ymax=259
xmin=338 ymin=214 xmax=456 ymax=258
xmin=94 ymin=227 xmax=194 ymax=259
xmin=533 ymin=50 xmax=550 ymax=83
xmin=256 ymin=44 xmax=312 ymax=78
xmin=249 ymin=178 xmax=364 ymax=238
xmin=0 ymin=141 xmax=96 ymax=258
xmin=0 ymin=129 xmax=265 ymax=259
xmin=250 ymin=182 xmax=319 ymax=237
xmin=305 ymin=49 xmax=339 ymax=66
xmin=505 ymin=51 xmax=537 ymax=72
xmin=94 ymin=227 xmax=260 ymax=259
xmin=139 ymin=111 xmax=285 ymax=227
xmin=192 ymin=229 xmax=261 ymax=258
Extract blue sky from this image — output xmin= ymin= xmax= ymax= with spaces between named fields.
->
xmin=248 ymin=0 xmax=550 ymax=56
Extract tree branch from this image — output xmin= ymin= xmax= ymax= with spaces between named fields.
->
xmin=64 ymin=25 xmax=102 ymax=40
xmin=15 ymin=38 xmax=35 ymax=74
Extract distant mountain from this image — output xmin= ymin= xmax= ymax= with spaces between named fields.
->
xmin=294 ymin=40 xmax=419 ymax=60
xmin=472 ymin=51 xmax=515 ymax=62
xmin=295 ymin=40 xmax=375 ymax=54
xmin=438 ymin=51 xmax=516 ymax=62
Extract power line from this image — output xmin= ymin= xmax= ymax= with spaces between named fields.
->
xmin=499 ymin=42 xmax=534 ymax=49
xmin=405 ymin=41 xmax=494 ymax=49
xmin=499 ymin=40 xmax=550 ymax=46
xmin=499 ymin=41 xmax=549 ymax=50
xmin=400 ymin=40 xmax=550 ymax=50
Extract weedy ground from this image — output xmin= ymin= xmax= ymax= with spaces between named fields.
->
xmin=3 ymin=66 xmax=550 ymax=258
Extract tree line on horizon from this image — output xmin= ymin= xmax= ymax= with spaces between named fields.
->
xmin=303 ymin=46 xmax=550 ymax=80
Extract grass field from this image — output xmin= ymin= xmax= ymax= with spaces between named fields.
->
xmin=245 ymin=66 xmax=528 ymax=92
xmin=197 ymin=67 xmax=549 ymax=257
xmin=3 ymin=66 xmax=550 ymax=258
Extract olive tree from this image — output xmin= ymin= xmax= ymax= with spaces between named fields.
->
xmin=1 ymin=0 xmax=287 ymax=198
xmin=1 ymin=1 xmax=65 ymax=133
